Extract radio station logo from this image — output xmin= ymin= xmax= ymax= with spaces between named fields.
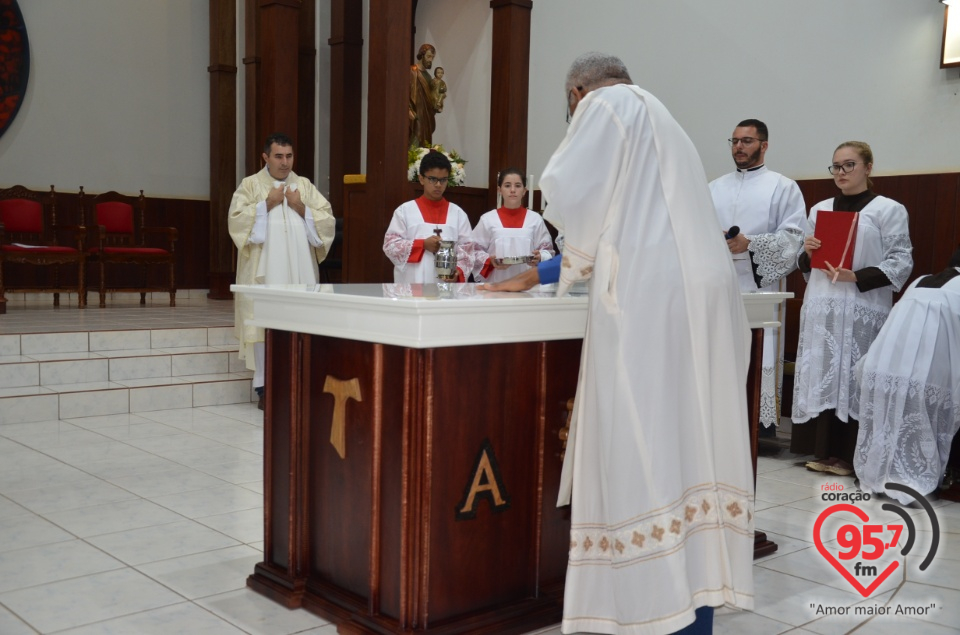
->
xmin=813 ymin=481 xmax=941 ymax=598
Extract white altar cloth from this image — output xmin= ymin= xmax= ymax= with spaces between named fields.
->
xmin=230 ymin=283 xmax=790 ymax=349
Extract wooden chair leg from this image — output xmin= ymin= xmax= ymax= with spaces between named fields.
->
xmin=169 ymin=260 xmax=176 ymax=307
xmin=99 ymin=259 xmax=106 ymax=308
xmin=78 ymin=259 xmax=86 ymax=309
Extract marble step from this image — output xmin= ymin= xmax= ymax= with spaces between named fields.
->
xmin=0 ymin=327 xmax=255 ymax=424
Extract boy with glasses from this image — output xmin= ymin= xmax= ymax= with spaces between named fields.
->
xmin=383 ymin=150 xmax=473 ymax=283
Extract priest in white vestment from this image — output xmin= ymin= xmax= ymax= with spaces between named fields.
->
xmin=710 ymin=119 xmax=804 ymax=429
xmin=853 ymin=247 xmax=960 ymax=504
xmin=228 ymin=133 xmax=336 ymax=407
xmin=484 ymin=53 xmax=754 ymax=635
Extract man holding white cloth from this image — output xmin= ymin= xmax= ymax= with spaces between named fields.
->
xmin=228 ymin=133 xmax=335 ymax=409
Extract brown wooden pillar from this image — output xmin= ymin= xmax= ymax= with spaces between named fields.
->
xmin=259 ymin=0 xmax=302 ymax=148
xmin=243 ymin=0 xmax=261 ymax=176
xmin=328 ymin=0 xmax=364 ymax=216
xmin=208 ymin=0 xmax=238 ymax=300
xmin=345 ymin=0 xmax=413 ymax=282
xmin=488 ymin=0 xmax=532 ymax=211
xmin=298 ymin=0 xmax=316 ymax=179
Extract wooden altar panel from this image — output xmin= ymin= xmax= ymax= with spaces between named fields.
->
xmin=251 ymin=330 xmax=579 ymax=633
xmin=265 ymin=329 xmax=297 ymax=573
xmin=305 ymin=337 xmax=400 ymax=606
xmin=424 ymin=342 xmax=542 ymax=620
xmin=538 ymin=340 xmax=579 ymax=586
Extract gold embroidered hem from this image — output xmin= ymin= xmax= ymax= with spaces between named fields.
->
xmin=568 ymin=483 xmax=754 ymax=566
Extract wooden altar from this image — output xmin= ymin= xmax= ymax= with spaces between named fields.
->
xmin=237 ymin=283 xmax=585 ymax=634
xmin=234 ymin=283 xmax=790 ymax=633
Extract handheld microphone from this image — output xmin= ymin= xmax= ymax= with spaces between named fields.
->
xmin=724 ymin=225 xmax=740 ymax=240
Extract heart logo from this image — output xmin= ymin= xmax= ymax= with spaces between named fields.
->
xmin=813 ymin=503 xmax=900 ymax=597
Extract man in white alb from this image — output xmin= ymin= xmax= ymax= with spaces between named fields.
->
xmin=228 ymin=133 xmax=336 ymax=409
xmin=710 ymin=119 xmax=805 ymax=431
xmin=482 ymin=53 xmax=754 ymax=635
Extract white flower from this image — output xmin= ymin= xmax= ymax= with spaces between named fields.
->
xmin=408 ymin=145 xmax=467 ymax=187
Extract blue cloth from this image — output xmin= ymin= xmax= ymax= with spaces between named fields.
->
xmin=538 ymin=254 xmax=561 ymax=285
xmin=673 ymin=607 xmax=714 ymax=634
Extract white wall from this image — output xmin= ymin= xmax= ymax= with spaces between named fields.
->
xmin=0 ymin=0 xmax=209 ymax=198
xmin=529 ymin=0 xmax=960 ymax=182
xmin=416 ymin=1 xmax=493 ymax=188
xmin=3 ymin=1 xmax=957 ymax=202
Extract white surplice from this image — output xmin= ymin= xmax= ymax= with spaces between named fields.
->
xmin=470 ymin=208 xmax=555 ymax=283
xmin=791 ymin=196 xmax=913 ymax=425
xmin=710 ymin=167 xmax=805 ymax=426
xmin=544 ymin=84 xmax=754 ymax=635
xmin=382 ymin=199 xmax=473 ymax=283
xmin=853 ymin=271 xmax=960 ymax=504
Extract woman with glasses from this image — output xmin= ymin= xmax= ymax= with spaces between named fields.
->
xmin=470 ymin=168 xmax=555 ymax=284
xmin=790 ymin=141 xmax=914 ymax=477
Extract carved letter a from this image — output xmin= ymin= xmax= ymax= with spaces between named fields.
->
xmin=455 ymin=438 xmax=511 ymax=520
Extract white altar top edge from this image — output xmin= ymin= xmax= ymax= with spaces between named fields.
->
xmin=232 ymin=283 xmax=792 ymax=349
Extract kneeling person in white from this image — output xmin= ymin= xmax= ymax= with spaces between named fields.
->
xmin=854 ymin=246 xmax=960 ymax=504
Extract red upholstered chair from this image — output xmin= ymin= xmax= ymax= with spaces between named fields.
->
xmin=0 ymin=185 xmax=86 ymax=314
xmin=81 ymin=189 xmax=177 ymax=308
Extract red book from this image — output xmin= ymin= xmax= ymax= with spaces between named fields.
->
xmin=811 ymin=211 xmax=859 ymax=270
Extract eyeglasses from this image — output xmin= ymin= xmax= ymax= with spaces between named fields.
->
xmin=565 ymin=86 xmax=584 ymax=124
xmin=828 ymin=161 xmax=861 ymax=175
xmin=728 ymin=137 xmax=763 ymax=147
xmin=422 ymin=176 xmax=447 ymax=186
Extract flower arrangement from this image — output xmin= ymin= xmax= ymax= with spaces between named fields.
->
xmin=407 ymin=144 xmax=467 ymax=187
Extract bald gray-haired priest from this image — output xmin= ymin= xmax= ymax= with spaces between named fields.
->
xmin=481 ymin=52 xmax=754 ymax=635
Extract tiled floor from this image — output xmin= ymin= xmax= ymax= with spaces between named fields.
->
xmin=0 ymin=297 xmax=958 ymax=634
xmin=0 ymin=291 xmax=236 ymax=335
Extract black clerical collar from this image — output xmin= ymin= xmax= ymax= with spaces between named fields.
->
xmin=737 ymin=164 xmax=765 ymax=173
xmin=917 ymin=267 xmax=960 ymax=289
xmin=833 ymin=189 xmax=876 ymax=212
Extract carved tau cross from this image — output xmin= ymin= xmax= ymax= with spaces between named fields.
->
xmin=323 ymin=376 xmax=362 ymax=459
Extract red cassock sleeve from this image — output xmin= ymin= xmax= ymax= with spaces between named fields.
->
xmin=408 ymin=239 xmax=425 ymax=263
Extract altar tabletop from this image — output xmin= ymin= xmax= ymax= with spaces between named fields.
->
xmin=231 ymin=283 xmax=790 ymax=347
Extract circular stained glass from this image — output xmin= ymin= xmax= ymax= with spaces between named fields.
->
xmin=0 ymin=0 xmax=29 ymax=139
